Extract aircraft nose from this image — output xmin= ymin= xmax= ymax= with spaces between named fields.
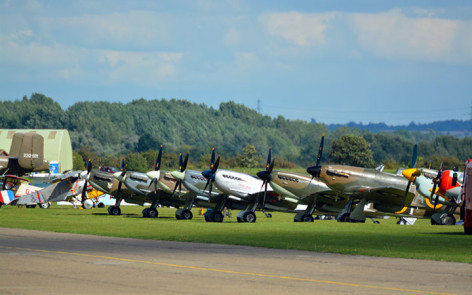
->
xmin=402 ymin=168 xmax=420 ymax=182
xmin=171 ymin=170 xmax=185 ymax=180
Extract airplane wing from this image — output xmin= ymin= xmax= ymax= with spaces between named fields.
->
xmin=357 ymin=186 xmax=415 ymax=213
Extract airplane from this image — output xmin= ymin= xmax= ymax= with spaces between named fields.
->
xmin=169 ymin=151 xmax=278 ymax=222
xmin=257 ymin=149 xmax=358 ymax=222
xmin=402 ymin=164 xmax=463 ymax=225
xmin=0 ymin=131 xmax=49 ymax=176
xmin=201 ymin=148 xmax=298 ymax=223
xmin=306 ymin=134 xmax=417 ymax=223
xmin=12 ymin=160 xmax=105 ymax=209
xmin=89 ymin=146 xmax=196 ymax=218
xmin=0 ymin=175 xmax=33 ymax=207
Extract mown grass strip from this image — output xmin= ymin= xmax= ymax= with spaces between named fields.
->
xmin=1 ymin=205 xmax=470 ymax=263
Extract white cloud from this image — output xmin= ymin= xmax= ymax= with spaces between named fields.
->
xmin=259 ymin=11 xmax=336 ymax=47
xmin=98 ymin=50 xmax=183 ymax=86
xmin=351 ymin=9 xmax=472 ymax=64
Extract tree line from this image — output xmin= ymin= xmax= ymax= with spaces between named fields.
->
xmin=1 ymin=93 xmax=470 ymax=172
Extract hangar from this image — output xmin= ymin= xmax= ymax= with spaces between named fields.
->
xmin=0 ymin=129 xmax=73 ymax=173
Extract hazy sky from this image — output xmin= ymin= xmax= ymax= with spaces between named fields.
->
xmin=1 ymin=0 xmax=471 ymax=125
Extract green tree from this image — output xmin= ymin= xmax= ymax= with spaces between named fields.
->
xmin=329 ymin=135 xmax=375 ymax=167
xmin=235 ymin=144 xmax=262 ymax=168
xmin=72 ymin=151 xmax=86 ymax=170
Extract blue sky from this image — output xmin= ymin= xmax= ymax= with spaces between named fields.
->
xmin=1 ymin=0 xmax=471 ymax=125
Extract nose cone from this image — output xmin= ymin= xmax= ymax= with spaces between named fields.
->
xmin=146 ymin=170 xmax=161 ymax=181
xmin=307 ymin=165 xmax=321 ymax=179
xmin=257 ymin=170 xmax=271 ymax=182
xmin=171 ymin=170 xmax=185 ymax=180
xmin=202 ymin=169 xmax=213 ymax=180
xmin=113 ymin=171 xmax=125 ymax=182
xmin=402 ymin=168 xmax=420 ymax=182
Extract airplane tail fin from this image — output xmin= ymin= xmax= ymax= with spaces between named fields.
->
xmin=10 ymin=132 xmax=49 ymax=171
xmin=0 ymin=190 xmax=16 ymax=205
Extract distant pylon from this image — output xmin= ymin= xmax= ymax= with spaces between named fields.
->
xmin=257 ymin=98 xmax=262 ymax=113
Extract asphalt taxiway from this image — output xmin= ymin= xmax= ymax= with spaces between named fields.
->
xmin=0 ymin=228 xmax=470 ymax=294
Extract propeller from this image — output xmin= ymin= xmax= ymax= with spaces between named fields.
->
xmin=147 ymin=145 xmax=163 ymax=194
xmin=400 ymin=144 xmax=418 ymax=208
xmin=113 ymin=159 xmax=127 ymax=200
xmin=80 ymin=159 xmax=92 ymax=208
xmin=307 ymin=133 xmax=325 ymax=179
xmin=431 ymin=162 xmax=443 ymax=214
xmin=202 ymin=148 xmax=220 ymax=197
xmin=172 ymin=152 xmax=189 ymax=197
xmin=256 ymin=149 xmax=275 ymax=207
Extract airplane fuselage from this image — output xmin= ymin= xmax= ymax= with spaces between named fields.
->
xmin=319 ymin=165 xmax=408 ymax=196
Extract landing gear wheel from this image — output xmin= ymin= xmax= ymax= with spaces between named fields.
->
xmin=243 ymin=212 xmax=256 ymax=223
xmin=440 ymin=213 xmax=456 ymax=225
xmin=300 ymin=214 xmax=314 ymax=222
xmin=181 ymin=209 xmax=193 ymax=220
xmin=148 ymin=208 xmax=158 ymax=218
xmin=40 ymin=202 xmax=51 ymax=209
xmin=109 ymin=206 xmax=121 ymax=216
xmin=26 ymin=205 xmax=37 ymax=208
xmin=337 ymin=212 xmax=350 ymax=222
xmin=142 ymin=208 xmax=150 ymax=217
xmin=211 ymin=211 xmax=223 ymax=222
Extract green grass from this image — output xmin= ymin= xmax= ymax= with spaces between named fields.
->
xmin=1 ymin=204 xmax=471 ymax=263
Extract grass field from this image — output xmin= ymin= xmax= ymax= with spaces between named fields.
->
xmin=1 ymin=204 xmax=471 ymax=264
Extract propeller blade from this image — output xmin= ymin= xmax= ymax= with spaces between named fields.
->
xmin=411 ymin=144 xmax=418 ymax=168
xmin=209 ymin=180 xmax=213 ymax=198
xmin=266 ymin=149 xmax=272 ymax=171
xmin=155 ymin=145 xmax=163 ymax=171
xmin=212 ymin=155 xmax=220 ymax=173
xmin=81 ymin=159 xmax=93 ymax=207
xmin=210 ymin=148 xmax=215 ymax=169
xmin=263 ymin=181 xmax=268 ymax=208
xmin=181 ymin=152 xmax=189 ymax=172
xmin=431 ymin=162 xmax=443 ymax=214
xmin=307 ymin=133 xmax=325 ymax=179
xmin=172 ymin=180 xmax=180 ymax=195
xmin=401 ymin=181 xmax=411 ymax=208
xmin=120 ymin=159 xmax=126 ymax=176
xmin=315 ymin=133 xmax=325 ymax=167
xmin=178 ymin=180 xmax=182 ymax=197
xmin=86 ymin=159 xmax=92 ymax=174
xmin=204 ymin=179 xmax=210 ymax=191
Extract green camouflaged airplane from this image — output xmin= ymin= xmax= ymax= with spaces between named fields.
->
xmin=305 ymin=135 xmax=417 ymax=223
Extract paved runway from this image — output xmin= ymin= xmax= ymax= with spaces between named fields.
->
xmin=0 ymin=228 xmax=470 ymax=295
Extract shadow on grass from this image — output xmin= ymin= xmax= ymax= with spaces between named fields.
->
xmin=428 ymin=232 xmax=467 ymax=236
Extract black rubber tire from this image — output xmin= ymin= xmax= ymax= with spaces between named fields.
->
xmin=181 ymin=209 xmax=193 ymax=220
xmin=142 ymin=208 xmax=150 ymax=218
xmin=213 ymin=212 xmax=224 ymax=223
xmin=148 ymin=208 xmax=158 ymax=218
xmin=109 ymin=206 xmax=121 ymax=216
xmin=243 ymin=212 xmax=256 ymax=223
xmin=301 ymin=214 xmax=314 ymax=222
xmin=440 ymin=214 xmax=456 ymax=225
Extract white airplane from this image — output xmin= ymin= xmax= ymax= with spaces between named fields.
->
xmin=201 ymin=149 xmax=298 ymax=223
